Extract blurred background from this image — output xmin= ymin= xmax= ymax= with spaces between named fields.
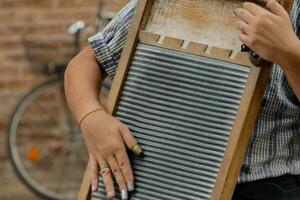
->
xmin=0 ymin=0 xmax=128 ymax=199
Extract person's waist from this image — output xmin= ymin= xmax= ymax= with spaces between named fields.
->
xmin=239 ymin=174 xmax=300 ymax=186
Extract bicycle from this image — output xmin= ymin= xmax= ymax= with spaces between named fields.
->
xmin=6 ymin=0 xmax=130 ymax=198
xmin=6 ymin=20 xmax=93 ymax=200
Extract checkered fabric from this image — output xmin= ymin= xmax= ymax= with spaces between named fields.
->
xmin=89 ymin=0 xmax=300 ymax=183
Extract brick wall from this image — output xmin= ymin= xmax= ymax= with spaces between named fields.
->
xmin=0 ymin=0 xmax=97 ymax=163
xmin=0 ymin=0 xmax=129 ymax=163
xmin=0 ymin=0 xmax=128 ymax=199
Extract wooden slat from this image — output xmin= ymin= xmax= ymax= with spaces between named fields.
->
xmin=138 ymin=31 xmax=253 ymax=67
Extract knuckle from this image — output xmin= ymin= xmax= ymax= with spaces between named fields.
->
xmin=119 ymin=161 xmax=130 ymax=170
xmin=265 ymin=18 xmax=273 ymax=26
xmin=101 ymin=152 xmax=110 ymax=158
xmin=258 ymin=13 xmax=268 ymax=22
xmin=112 ymin=168 xmax=120 ymax=176
xmin=90 ymin=165 xmax=98 ymax=172
xmin=238 ymin=9 xmax=244 ymax=16
xmin=103 ymin=143 xmax=120 ymax=153
xmin=112 ymin=144 xmax=122 ymax=152
xmin=237 ymin=22 xmax=243 ymax=30
xmin=89 ymin=163 xmax=99 ymax=172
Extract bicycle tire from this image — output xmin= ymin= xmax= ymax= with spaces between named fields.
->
xmin=7 ymin=78 xmax=87 ymax=200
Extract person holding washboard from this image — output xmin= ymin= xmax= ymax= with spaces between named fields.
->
xmin=65 ymin=0 xmax=300 ymax=199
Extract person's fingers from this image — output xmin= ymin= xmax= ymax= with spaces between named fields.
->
xmin=88 ymin=154 xmax=99 ymax=192
xmin=239 ymin=33 xmax=251 ymax=47
xmin=242 ymin=2 xmax=266 ymax=16
xmin=266 ymin=0 xmax=286 ymax=16
xmin=115 ymin=148 xmax=135 ymax=192
xmin=237 ymin=20 xmax=252 ymax=35
xmin=119 ymin=125 xmax=136 ymax=148
xmin=235 ymin=8 xmax=255 ymax=24
xmin=99 ymin=161 xmax=115 ymax=199
xmin=107 ymin=157 xmax=128 ymax=200
xmin=119 ymin=125 xmax=143 ymax=156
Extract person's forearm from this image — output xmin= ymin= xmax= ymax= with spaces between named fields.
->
xmin=279 ymin=39 xmax=300 ymax=101
xmin=64 ymin=46 xmax=106 ymax=122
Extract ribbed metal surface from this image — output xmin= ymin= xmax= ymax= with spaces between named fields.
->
xmin=93 ymin=43 xmax=250 ymax=200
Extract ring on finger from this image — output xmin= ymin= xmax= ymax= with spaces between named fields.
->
xmin=100 ymin=163 xmax=110 ymax=174
xmin=131 ymin=143 xmax=143 ymax=156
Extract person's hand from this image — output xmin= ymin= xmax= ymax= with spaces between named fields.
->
xmin=235 ymin=0 xmax=299 ymax=66
xmin=81 ymin=109 xmax=142 ymax=200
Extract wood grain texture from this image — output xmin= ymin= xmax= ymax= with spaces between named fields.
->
xmin=139 ymin=31 xmax=253 ymax=66
xmin=144 ymin=0 xmax=291 ymax=52
xmin=145 ymin=0 xmax=242 ymax=51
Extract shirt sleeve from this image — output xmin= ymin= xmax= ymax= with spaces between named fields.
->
xmin=88 ymin=0 xmax=137 ymax=79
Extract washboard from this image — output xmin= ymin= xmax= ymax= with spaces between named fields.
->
xmin=79 ymin=0 xmax=293 ymax=199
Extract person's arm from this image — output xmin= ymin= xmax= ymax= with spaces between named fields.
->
xmin=65 ymin=2 xmax=139 ymax=199
xmin=64 ymin=45 xmax=138 ymax=199
xmin=65 ymin=46 xmax=104 ymax=121
xmin=278 ymin=40 xmax=300 ymax=100
xmin=235 ymin=0 xmax=300 ymax=100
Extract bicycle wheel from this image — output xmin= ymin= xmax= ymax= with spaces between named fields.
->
xmin=7 ymin=78 xmax=88 ymax=200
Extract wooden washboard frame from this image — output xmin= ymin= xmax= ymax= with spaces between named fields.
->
xmin=79 ymin=0 xmax=293 ymax=199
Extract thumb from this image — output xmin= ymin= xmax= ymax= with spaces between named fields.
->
xmin=266 ymin=0 xmax=287 ymax=16
xmin=119 ymin=124 xmax=143 ymax=156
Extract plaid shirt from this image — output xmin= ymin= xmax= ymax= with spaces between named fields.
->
xmin=89 ymin=0 xmax=300 ymax=183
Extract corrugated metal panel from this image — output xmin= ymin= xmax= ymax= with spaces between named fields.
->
xmin=93 ymin=43 xmax=250 ymax=200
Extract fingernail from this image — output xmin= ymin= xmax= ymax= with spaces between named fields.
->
xmin=107 ymin=190 xmax=114 ymax=199
xmin=121 ymin=188 xmax=128 ymax=200
xmin=127 ymin=181 xmax=135 ymax=192
xmin=92 ymin=185 xmax=96 ymax=192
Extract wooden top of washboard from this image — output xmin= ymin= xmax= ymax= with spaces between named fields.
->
xmin=79 ymin=0 xmax=293 ymax=200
